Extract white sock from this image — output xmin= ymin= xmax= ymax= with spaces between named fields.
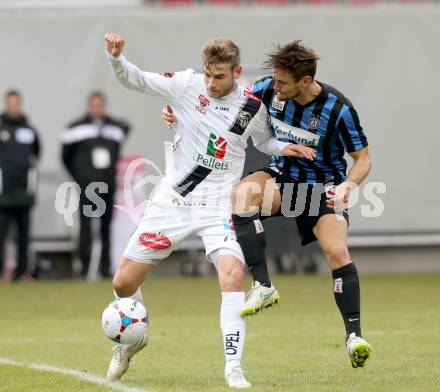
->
xmin=220 ymin=291 xmax=246 ymax=376
xmin=113 ymin=287 xmax=143 ymax=304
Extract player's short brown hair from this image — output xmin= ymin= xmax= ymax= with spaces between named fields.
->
xmin=202 ymin=38 xmax=241 ymax=69
xmin=5 ymin=89 xmax=21 ymax=99
xmin=265 ymin=40 xmax=320 ymax=82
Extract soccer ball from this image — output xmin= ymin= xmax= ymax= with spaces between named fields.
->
xmin=102 ymin=298 xmax=149 ymax=345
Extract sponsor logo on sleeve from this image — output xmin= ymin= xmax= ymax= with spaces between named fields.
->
xmin=237 ymin=110 xmax=252 ymax=129
xmin=244 ymin=89 xmax=262 ymax=102
xmin=160 ymin=72 xmax=175 ymax=78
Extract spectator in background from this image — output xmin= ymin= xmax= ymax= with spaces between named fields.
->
xmin=62 ymin=92 xmax=130 ymax=279
xmin=0 ymin=90 xmax=40 ymax=282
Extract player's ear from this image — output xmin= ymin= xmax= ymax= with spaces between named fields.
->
xmin=302 ymin=75 xmax=313 ymax=87
xmin=233 ymin=65 xmax=242 ymax=80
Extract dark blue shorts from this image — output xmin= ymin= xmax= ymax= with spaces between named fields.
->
xmin=255 ymin=167 xmax=349 ymax=246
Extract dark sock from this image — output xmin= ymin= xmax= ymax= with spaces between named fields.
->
xmin=232 ymin=212 xmax=271 ymax=287
xmin=332 ymin=262 xmax=362 ymax=338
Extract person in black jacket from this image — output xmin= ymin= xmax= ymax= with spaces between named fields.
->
xmin=62 ymin=91 xmax=130 ymax=279
xmin=0 ymin=90 xmax=40 ymax=282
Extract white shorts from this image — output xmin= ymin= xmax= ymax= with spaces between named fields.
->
xmin=123 ymin=200 xmax=244 ymax=265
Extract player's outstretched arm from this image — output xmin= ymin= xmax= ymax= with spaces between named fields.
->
xmin=250 ymin=105 xmax=316 ymax=158
xmin=105 ymin=32 xmax=193 ymax=100
xmin=105 ymin=32 xmax=153 ymax=95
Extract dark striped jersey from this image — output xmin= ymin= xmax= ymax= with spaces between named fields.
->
xmin=252 ymin=77 xmax=368 ymax=185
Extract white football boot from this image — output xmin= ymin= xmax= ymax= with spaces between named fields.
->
xmin=241 ymin=281 xmax=280 ymax=316
xmin=107 ymin=335 xmax=148 ymax=380
xmin=225 ymin=365 xmax=252 ymax=389
xmin=346 ymin=332 xmax=372 ymax=368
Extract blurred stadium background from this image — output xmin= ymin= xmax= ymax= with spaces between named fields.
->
xmin=0 ymin=0 xmax=439 ymax=279
xmin=0 ymin=1 xmax=439 ymax=391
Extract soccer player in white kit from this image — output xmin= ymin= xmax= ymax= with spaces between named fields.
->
xmin=104 ymin=33 xmax=316 ymax=388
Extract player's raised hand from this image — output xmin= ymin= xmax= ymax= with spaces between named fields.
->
xmin=282 ymin=144 xmax=316 ymax=160
xmin=105 ymin=33 xmax=125 ymax=57
xmin=161 ymin=105 xmax=177 ymax=129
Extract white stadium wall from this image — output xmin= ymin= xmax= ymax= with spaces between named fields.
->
xmin=0 ymin=4 xmax=439 ymax=238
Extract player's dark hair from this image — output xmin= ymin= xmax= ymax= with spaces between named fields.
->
xmin=265 ymin=40 xmax=320 ymax=82
xmin=5 ymin=89 xmax=21 ymax=99
xmin=202 ymin=38 xmax=241 ymax=70
xmin=88 ymin=90 xmax=106 ymax=103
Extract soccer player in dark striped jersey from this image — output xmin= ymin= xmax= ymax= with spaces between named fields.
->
xmin=230 ymin=40 xmax=372 ymax=368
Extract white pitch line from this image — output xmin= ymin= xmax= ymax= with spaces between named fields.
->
xmin=0 ymin=357 xmax=152 ymax=392
xmin=0 ymin=336 xmax=165 ymax=345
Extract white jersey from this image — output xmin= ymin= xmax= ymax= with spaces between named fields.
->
xmin=107 ymin=53 xmax=288 ymax=206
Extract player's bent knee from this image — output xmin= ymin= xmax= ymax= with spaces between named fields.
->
xmin=112 ymin=274 xmax=137 ymax=298
xmin=323 ymin=244 xmax=350 ymax=265
xmin=220 ymin=266 xmax=245 ymax=292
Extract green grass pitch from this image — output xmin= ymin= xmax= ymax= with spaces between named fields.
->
xmin=0 ymin=273 xmax=439 ymax=391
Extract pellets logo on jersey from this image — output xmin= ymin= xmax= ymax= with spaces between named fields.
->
xmin=195 ymin=133 xmax=230 ymax=170
xmin=160 ymin=72 xmax=175 ymax=78
xmin=308 ymin=116 xmax=321 ymax=130
xmin=139 ymin=232 xmax=171 ymax=250
xmin=207 ymin=133 xmax=228 ymax=159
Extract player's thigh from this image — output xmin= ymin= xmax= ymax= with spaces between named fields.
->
xmin=124 ymin=201 xmax=191 ymax=266
xmin=232 ymin=171 xmax=281 ymax=215
xmin=113 ymin=256 xmax=156 ymax=292
xmin=313 ymin=214 xmax=350 ymax=266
